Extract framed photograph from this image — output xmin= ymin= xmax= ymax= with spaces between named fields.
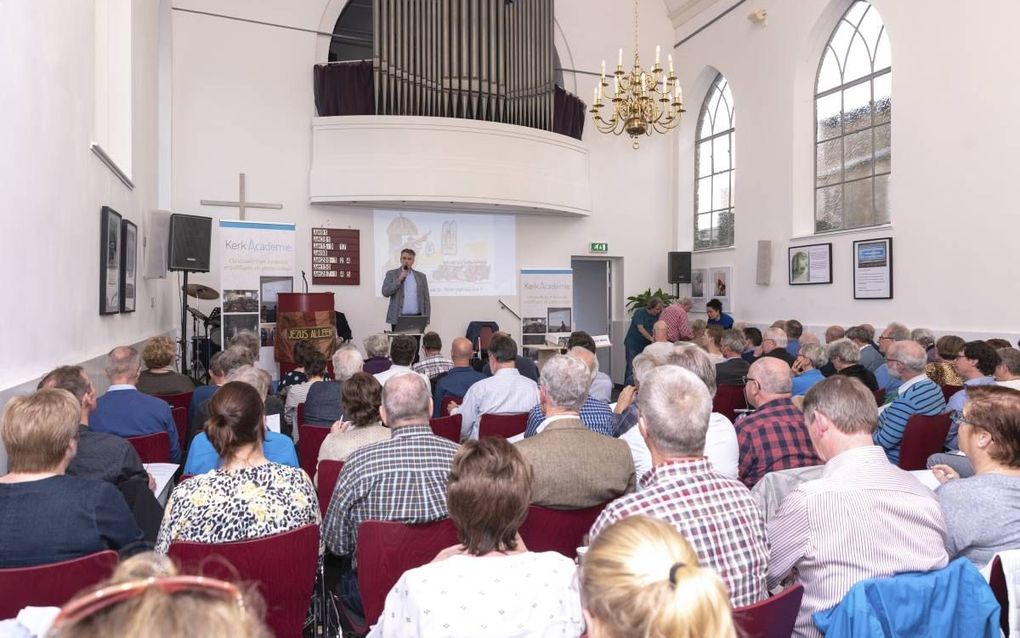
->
xmin=853 ymin=237 xmax=893 ymax=299
xmin=99 ymin=206 xmax=122 ymax=315
xmin=788 ymin=242 xmax=833 ymax=285
xmin=120 ymin=219 xmax=137 ymax=312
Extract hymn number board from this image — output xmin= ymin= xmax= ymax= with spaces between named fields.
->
xmin=311 ymin=228 xmax=360 ymax=285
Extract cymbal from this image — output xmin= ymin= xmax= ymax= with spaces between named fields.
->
xmin=185 ymin=284 xmax=219 ymax=300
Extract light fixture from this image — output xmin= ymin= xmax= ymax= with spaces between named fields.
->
xmin=590 ymin=0 xmax=685 ymax=149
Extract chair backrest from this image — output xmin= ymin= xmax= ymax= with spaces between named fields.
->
xmin=429 ymin=414 xmax=462 ymax=443
xmin=732 ymin=583 xmax=804 ymax=638
xmin=440 ymin=393 xmax=462 ymax=417
xmin=0 ymin=550 xmax=118 ymax=619
xmin=898 ymin=413 xmax=952 ymax=470
xmin=127 ymin=431 xmax=171 ymax=463
xmin=297 ymin=423 xmax=331 ymax=479
xmin=478 ymin=412 xmax=528 ymax=438
xmin=941 ymin=384 xmax=963 ymax=404
xmin=714 ymin=384 xmax=748 ymax=423
xmin=873 ymin=389 xmax=886 ymax=406
xmin=518 ymin=503 xmax=606 ymax=559
xmin=316 ymin=460 xmax=344 ymax=519
xmin=477 ymin=326 xmax=495 ymax=354
xmin=170 ymin=406 xmax=188 ymax=452
xmin=169 ymin=524 xmax=319 ymax=638
xmin=356 ymin=519 xmax=460 ymax=627
xmin=296 ymin=402 xmax=305 ymax=427
xmin=989 ymin=555 xmax=1010 ymax=637
xmin=179 ymin=473 xmax=196 ymax=482
xmin=162 ymin=391 xmax=193 ymax=412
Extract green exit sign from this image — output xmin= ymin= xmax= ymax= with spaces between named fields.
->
xmin=590 ymin=242 xmax=609 ymax=253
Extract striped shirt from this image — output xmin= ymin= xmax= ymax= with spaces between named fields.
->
xmin=524 ymin=396 xmax=616 ymax=438
xmin=767 ymin=445 xmax=949 ymax=638
xmin=322 ymin=425 xmax=459 ymax=563
xmin=457 ymin=368 xmax=539 ymax=440
xmin=873 ymin=374 xmax=946 ymax=464
xmin=589 ymin=458 xmax=769 ymax=608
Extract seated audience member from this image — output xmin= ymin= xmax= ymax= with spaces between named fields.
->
xmin=819 ymin=325 xmax=845 ymax=376
xmin=135 ymin=336 xmax=195 ymax=396
xmin=373 ymin=334 xmax=431 ymax=391
xmin=324 ymin=373 xmax=460 ymax=613
xmin=621 ymin=346 xmax=740 ymax=480
xmin=785 ymin=319 xmax=804 ymax=357
xmin=0 ymin=389 xmax=142 ymax=567
xmin=91 ymin=346 xmax=181 ymax=463
xmin=691 ymin=319 xmax=708 ymax=346
xmin=931 ymin=385 xmax=1020 ymax=569
xmin=284 ymin=348 xmax=327 ymax=429
xmin=873 ymin=341 xmax=947 ymax=464
xmin=525 ymin=347 xmax=615 ymax=438
xmin=412 ymin=331 xmax=454 ymax=380
xmin=716 ymin=329 xmax=750 ymax=386
xmin=227 ymin=330 xmax=260 ymax=361
xmin=760 ymin=327 xmax=795 ymax=366
xmin=590 ymin=365 xmax=769 ymax=608
xmin=701 ymin=325 xmax=726 ymax=363
xmin=581 ymin=516 xmax=736 ymax=638
xmin=652 ymin=320 xmax=670 ymax=342
xmin=277 ymin=340 xmax=320 ymax=399
xmin=826 ymin=338 xmax=879 ymax=391
xmin=569 ymin=331 xmax=613 ymax=403
xmin=50 ymin=552 xmax=271 ymax=638
xmin=741 ymin=326 xmax=763 ymax=363
xmin=480 ymin=331 xmax=541 ymax=382
xmin=189 ymin=346 xmax=253 ymax=439
xmin=874 ymin=322 xmax=911 ymax=393
xmin=316 ymin=372 xmax=390 ymax=479
xmin=791 ymin=343 xmax=827 ymax=396
xmin=303 ymin=345 xmax=363 ymax=426
xmin=995 ymin=347 xmax=1020 ymax=390
xmin=456 ymin=334 xmax=539 ymax=441
xmin=38 ymin=366 xmax=162 ymax=542
xmin=516 ymin=355 xmax=634 ymax=508
xmin=912 ymin=327 xmax=938 ymax=363
xmin=432 ymin=336 xmax=486 ymax=416
xmin=184 ymin=367 xmax=299 ymax=474
xmin=771 ymin=320 xmax=788 ymax=332
xmin=737 ymin=357 xmax=821 ymax=488
xmin=846 ymin=325 xmax=884 ymax=373
xmin=659 ymin=297 xmax=695 ymax=342
xmin=768 ymin=376 xmax=949 ymax=638
xmin=945 ymin=340 xmax=1000 ymax=449
xmin=925 ymin=334 xmax=966 ymax=386
xmin=362 ymin=333 xmax=393 ymax=375
xmin=987 ymin=338 xmax=1013 ymax=350
xmin=706 ymin=298 xmax=734 ymax=329
xmin=190 ymin=351 xmax=226 ymax=427
xmin=369 ymin=438 xmax=584 ymax=637
xmin=612 ymin=353 xmax=654 ymax=439
xmin=156 ymin=381 xmax=319 ymax=554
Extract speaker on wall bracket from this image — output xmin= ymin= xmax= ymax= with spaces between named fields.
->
xmin=668 ymin=251 xmax=692 ymax=284
xmin=168 ymin=214 xmax=212 ymax=273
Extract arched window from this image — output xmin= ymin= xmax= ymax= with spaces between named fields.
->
xmin=329 ymin=0 xmax=373 ymax=62
xmin=695 ymin=74 xmax=735 ymax=249
xmin=815 ymin=1 xmax=891 ymax=232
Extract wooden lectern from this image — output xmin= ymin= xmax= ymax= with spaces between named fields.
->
xmin=275 ymin=292 xmax=336 ymax=377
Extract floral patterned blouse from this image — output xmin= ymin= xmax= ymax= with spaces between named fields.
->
xmin=155 ymin=463 xmax=321 ymax=554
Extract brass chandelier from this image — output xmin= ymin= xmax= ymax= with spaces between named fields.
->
xmin=590 ymin=0 xmax=685 ymax=148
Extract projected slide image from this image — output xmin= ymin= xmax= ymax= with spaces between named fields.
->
xmin=523 ymin=317 xmax=547 ymax=334
xmin=547 ymin=308 xmax=572 ymax=333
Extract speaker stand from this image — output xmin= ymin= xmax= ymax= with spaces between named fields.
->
xmin=178 ymin=270 xmax=190 ymax=376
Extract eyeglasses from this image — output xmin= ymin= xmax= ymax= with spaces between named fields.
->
xmin=52 ymin=576 xmax=244 ymax=628
xmin=741 ymin=376 xmax=759 ymax=386
xmin=878 ymin=335 xmax=893 ymax=341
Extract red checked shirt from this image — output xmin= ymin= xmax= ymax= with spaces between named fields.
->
xmin=589 ymin=458 xmax=769 ymax=608
xmin=659 ymin=303 xmax=694 ymax=341
xmin=736 ymin=397 xmax=821 ymax=489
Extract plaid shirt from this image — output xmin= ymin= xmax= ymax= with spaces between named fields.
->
xmin=323 ymin=425 xmax=459 ymax=563
xmin=736 ymin=397 xmax=820 ymax=488
xmin=590 ymin=458 xmax=769 ymax=608
xmin=413 ymin=353 xmax=454 ymax=379
xmin=525 ymin=396 xmax=616 ymax=438
xmin=659 ymin=302 xmax=694 ymax=341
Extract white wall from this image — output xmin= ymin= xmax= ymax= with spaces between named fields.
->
xmin=672 ymin=0 xmax=1020 ymax=338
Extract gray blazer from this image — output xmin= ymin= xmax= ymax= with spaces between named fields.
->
xmin=381 ymin=267 xmax=431 ymax=326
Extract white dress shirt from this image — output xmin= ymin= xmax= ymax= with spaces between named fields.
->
xmin=457 ymin=368 xmax=539 ymax=440
xmin=620 ymin=412 xmax=739 ymax=480
xmin=374 ymin=365 xmax=431 ymax=394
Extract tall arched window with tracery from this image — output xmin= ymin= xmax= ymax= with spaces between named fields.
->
xmin=815 ymin=1 xmax=891 ymax=232
xmin=695 ymin=74 xmax=734 ymax=249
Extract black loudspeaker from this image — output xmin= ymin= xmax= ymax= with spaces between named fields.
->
xmin=668 ymin=251 xmax=692 ymax=284
xmin=168 ymin=214 xmax=212 ymax=272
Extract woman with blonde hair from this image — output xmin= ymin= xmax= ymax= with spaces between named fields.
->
xmin=136 ymin=336 xmax=195 ymax=396
xmin=580 ymin=515 xmax=736 ymax=638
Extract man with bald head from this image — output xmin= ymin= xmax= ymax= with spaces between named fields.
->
xmin=432 ymin=336 xmax=485 ymax=417
xmin=873 ymin=340 xmax=947 ymax=464
xmin=90 ymin=345 xmax=181 ymax=462
xmin=736 ymin=357 xmax=821 ymax=487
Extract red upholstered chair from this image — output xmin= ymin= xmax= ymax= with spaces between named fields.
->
xmin=440 ymin=394 xmax=462 ymax=417
xmin=162 ymin=391 xmax=192 ymax=450
xmin=989 ymin=555 xmax=1010 ymax=636
xmin=127 ymin=432 xmax=171 ymax=463
xmin=178 ymin=473 xmax=196 ymax=482
xmin=898 ymin=413 xmax=952 ymax=470
xmin=873 ymin=389 xmax=886 ymax=406
xmin=298 ymin=423 xmax=331 ymax=480
xmin=478 ymin=412 xmax=528 ymax=438
xmin=0 ymin=550 xmax=118 ymax=619
xmin=941 ymin=384 xmax=964 ymax=404
xmin=714 ymin=385 xmax=748 ymax=423
xmin=316 ymin=460 xmax=344 ymax=519
xmin=430 ymin=414 xmax=462 ymax=443
xmin=732 ymin=583 xmax=805 ymax=638
xmin=169 ymin=524 xmax=319 ymax=638
xmin=477 ymin=326 xmax=494 ymax=357
xmin=296 ymin=402 xmax=305 ymax=427
xmin=518 ymin=503 xmax=607 ymax=559
xmin=346 ymin=519 xmax=460 ymax=632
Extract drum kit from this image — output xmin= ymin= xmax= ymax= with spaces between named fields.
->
xmin=183 ymin=283 xmax=222 ymax=383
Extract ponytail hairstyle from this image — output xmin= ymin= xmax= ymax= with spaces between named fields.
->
xmin=581 ymin=516 xmax=736 ymax=638
xmin=204 ymin=381 xmax=265 ymax=461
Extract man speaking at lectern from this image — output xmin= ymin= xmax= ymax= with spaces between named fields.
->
xmin=382 ymin=248 xmax=431 ymax=330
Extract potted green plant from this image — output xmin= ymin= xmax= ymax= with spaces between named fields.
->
xmin=625 ymin=288 xmax=678 ymax=314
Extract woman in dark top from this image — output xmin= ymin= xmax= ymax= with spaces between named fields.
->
xmin=827 ymin=337 xmax=879 ymax=392
xmin=0 ymin=389 xmax=142 ymax=568
xmin=135 ymin=336 xmax=195 ymax=396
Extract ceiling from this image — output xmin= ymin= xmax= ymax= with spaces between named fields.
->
xmin=661 ymin=0 xmax=726 ymax=30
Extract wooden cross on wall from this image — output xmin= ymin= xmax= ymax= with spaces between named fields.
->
xmin=200 ymin=173 xmax=282 ymax=220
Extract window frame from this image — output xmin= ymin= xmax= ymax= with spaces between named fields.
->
xmin=693 ymin=73 xmax=735 ymax=251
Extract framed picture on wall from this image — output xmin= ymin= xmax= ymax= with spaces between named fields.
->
xmin=853 ymin=237 xmax=893 ymax=299
xmin=99 ymin=206 xmax=122 ymax=315
xmin=120 ymin=219 xmax=137 ymax=312
xmin=788 ymin=242 xmax=833 ymax=285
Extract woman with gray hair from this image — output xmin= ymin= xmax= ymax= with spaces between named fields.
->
xmin=827 ymin=338 xmax=879 ymax=391
xmin=362 ymin=333 xmax=392 ymax=375
xmin=791 ymin=343 xmax=827 ymax=396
